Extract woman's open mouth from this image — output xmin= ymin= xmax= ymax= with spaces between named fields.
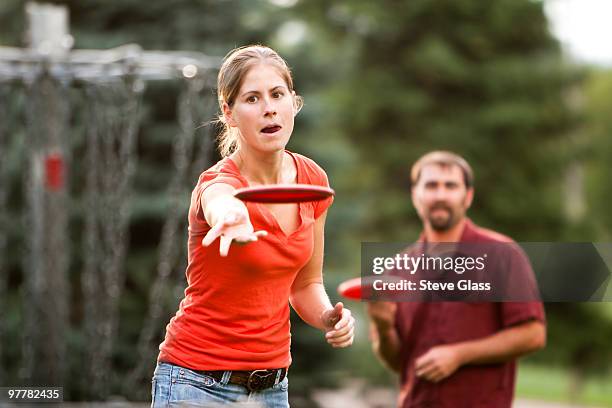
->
xmin=261 ymin=125 xmax=282 ymax=134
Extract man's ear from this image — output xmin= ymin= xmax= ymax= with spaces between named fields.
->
xmin=465 ymin=187 xmax=474 ymax=209
xmin=222 ymin=102 xmax=237 ymax=127
xmin=411 ymin=184 xmax=420 ymax=212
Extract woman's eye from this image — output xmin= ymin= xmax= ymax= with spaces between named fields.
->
xmin=246 ymin=95 xmax=258 ymax=103
xmin=272 ymin=91 xmax=284 ymax=99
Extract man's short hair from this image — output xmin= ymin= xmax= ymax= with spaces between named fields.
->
xmin=410 ymin=151 xmax=474 ymax=188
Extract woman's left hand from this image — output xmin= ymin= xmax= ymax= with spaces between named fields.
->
xmin=321 ymin=302 xmax=355 ymax=348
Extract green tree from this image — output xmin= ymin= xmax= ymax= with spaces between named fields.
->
xmin=584 ymin=69 xmax=612 ymax=238
xmin=291 ymin=0 xmax=578 ymax=241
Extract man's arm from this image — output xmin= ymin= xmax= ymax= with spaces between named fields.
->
xmin=367 ymin=302 xmax=402 ymax=372
xmin=415 ymin=319 xmax=546 ymax=382
xmin=454 ymin=319 xmax=546 ymax=364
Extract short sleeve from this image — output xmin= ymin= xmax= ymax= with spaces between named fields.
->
xmin=497 ymin=243 xmax=546 ymax=327
xmin=289 ymin=152 xmax=334 ymax=219
xmin=500 ymin=301 xmax=546 ymax=328
xmin=498 ymin=243 xmax=546 ymax=327
xmin=314 ymin=170 xmax=334 ymax=219
xmin=192 ymin=162 xmax=245 ymax=223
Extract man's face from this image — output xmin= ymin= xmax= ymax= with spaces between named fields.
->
xmin=411 ymin=164 xmax=473 ymax=231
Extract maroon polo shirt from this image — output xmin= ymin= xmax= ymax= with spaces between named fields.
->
xmin=395 ymin=219 xmax=545 ymax=408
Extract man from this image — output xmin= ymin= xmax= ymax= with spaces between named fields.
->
xmin=367 ymin=151 xmax=546 ymax=408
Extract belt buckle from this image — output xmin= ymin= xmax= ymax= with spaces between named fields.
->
xmin=247 ymin=369 xmax=275 ymax=392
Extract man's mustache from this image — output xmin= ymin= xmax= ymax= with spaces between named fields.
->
xmin=429 ymin=203 xmax=452 ymax=212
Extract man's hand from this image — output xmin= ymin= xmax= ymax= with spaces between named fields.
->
xmin=366 ymin=301 xmax=397 ymax=332
xmin=202 ymin=210 xmax=267 ymax=256
xmin=415 ymin=344 xmax=462 ymax=383
xmin=321 ymin=302 xmax=355 ymax=348
xmin=365 ymin=301 xmax=401 ymax=372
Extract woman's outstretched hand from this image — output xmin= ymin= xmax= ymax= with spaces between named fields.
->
xmin=202 ymin=210 xmax=267 ymax=256
xmin=321 ymin=302 xmax=355 ymax=348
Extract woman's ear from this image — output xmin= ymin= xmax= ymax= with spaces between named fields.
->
xmin=222 ymin=102 xmax=237 ymax=127
xmin=292 ymin=91 xmax=303 ymax=116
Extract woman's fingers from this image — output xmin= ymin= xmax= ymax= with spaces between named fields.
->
xmin=327 ymin=325 xmax=354 ymax=344
xmin=201 ymin=210 xmax=267 ymax=255
xmin=254 ymin=230 xmax=268 ymax=238
xmin=331 ymin=338 xmax=354 ymax=348
xmin=326 ymin=316 xmax=354 ymax=338
xmin=202 ymin=213 xmax=239 ymax=247
xmin=333 ymin=306 xmax=351 ymax=330
xmin=322 ymin=302 xmax=344 ymax=328
xmin=234 ymin=230 xmax=268 ymax=244
xmin=327 ymin=329 xmax=355 ymax=347
xmin=202 ymin=222 xmax=223 ymax=247
xmin=232 ymin=230 xmax=268 ymax=246
xmin=206 ymin=226 xmax=268 ymax=256
xmin=325 ymin=307 xmax=355 ymax=348
xmin=219 ymin=234 xmax=232 ymax=257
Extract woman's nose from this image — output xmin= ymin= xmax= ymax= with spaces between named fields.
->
xmin=263 ymin=98 xmax=277 ymax=116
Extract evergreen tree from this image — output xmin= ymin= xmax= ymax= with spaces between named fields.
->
xmin=291 ymin=0 xmax=578 ymax=241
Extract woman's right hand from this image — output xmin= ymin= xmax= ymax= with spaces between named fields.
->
xmin=202 ymin=208 xmax=267 ymax=257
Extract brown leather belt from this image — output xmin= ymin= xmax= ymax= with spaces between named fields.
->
xmin=196 ymin=368 xmax=287 ymax=392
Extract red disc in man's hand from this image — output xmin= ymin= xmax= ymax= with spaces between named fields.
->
xmin=338 ymin=276 xmax=406 ymax=301
xmin=337 ymin=277 xmax=363 ymax=301
xmin=234 ymin=184 xmax=334 ymax=203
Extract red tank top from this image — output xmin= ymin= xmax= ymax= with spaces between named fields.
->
xmin=158 ymin=151 xmax=333 ymax=370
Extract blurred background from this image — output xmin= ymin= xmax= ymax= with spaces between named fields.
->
xmin=0 ymin=0 xmax=611 ymax=406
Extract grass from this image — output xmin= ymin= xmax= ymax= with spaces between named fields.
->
xmin=517 ymin=364 xmax=612 ymax=407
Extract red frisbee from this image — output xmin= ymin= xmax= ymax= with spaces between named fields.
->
xmin=338 ymin=276 xmax=406 ymax=301
xmin=234 ymin=184 xmax=335 ymax=203
xmin=337 ymin=277 xmax=363 ymax=301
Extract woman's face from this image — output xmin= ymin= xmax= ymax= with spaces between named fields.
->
xmin=224 ymin=63 xmax=297 ymax=155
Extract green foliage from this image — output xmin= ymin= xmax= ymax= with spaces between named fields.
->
xmin=291 ymin=0 xmax=579 ymax=241
xmin=584 ymin=69 xmax=612 ymax=238
xmin=532 ymin=304 xmax=612 ymax=376
xmin=517 ymin=363 xmax=612 ymax=405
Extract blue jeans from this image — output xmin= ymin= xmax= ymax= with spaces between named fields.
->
xmin=151 ymin=362 xmax=289 ymax=408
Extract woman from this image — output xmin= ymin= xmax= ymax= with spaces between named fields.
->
xmin=151 ymin=45 xmax=355 ymax=408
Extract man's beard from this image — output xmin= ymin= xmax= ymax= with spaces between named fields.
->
xmin=427 ymin=204 xmax=458 ymax=231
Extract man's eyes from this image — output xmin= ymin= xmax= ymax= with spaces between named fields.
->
xmin=425 ymin=183 xmax=459 ymax=189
